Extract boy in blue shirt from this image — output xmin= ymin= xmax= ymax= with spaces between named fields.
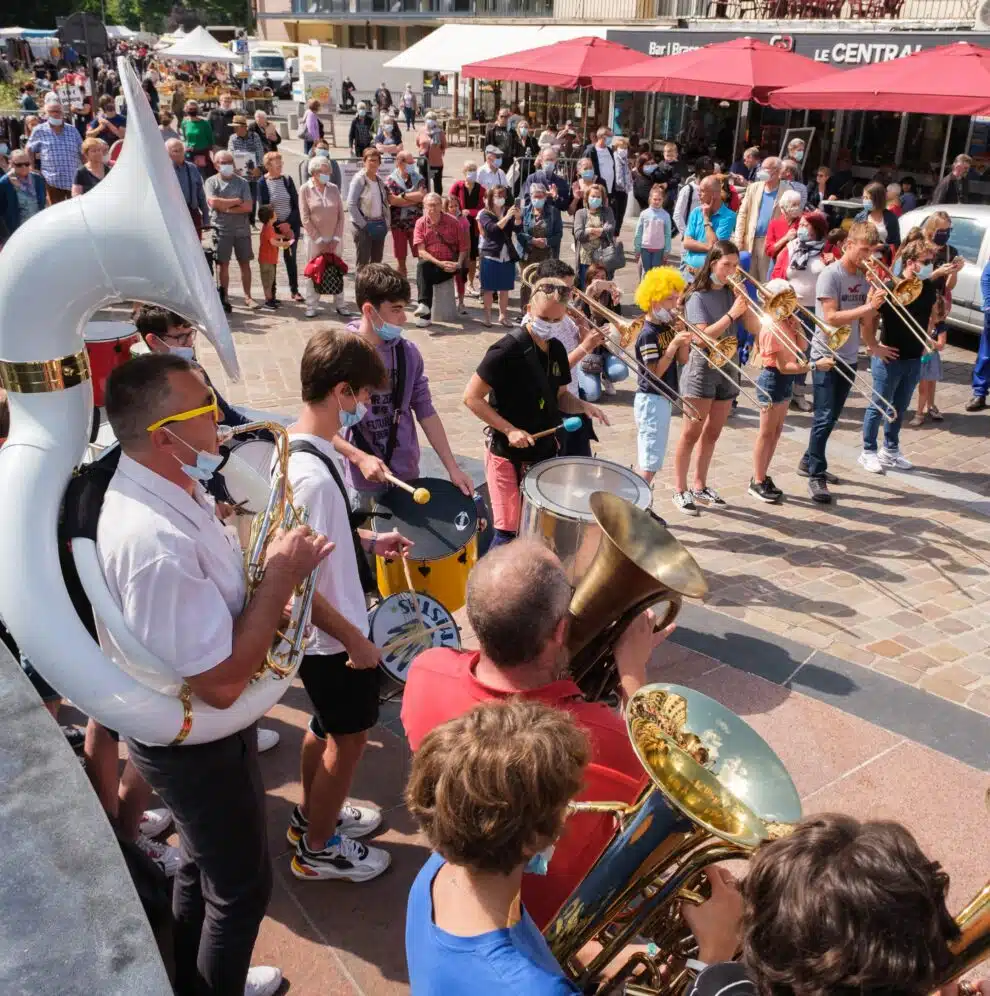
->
xmin=405 ymin=699 xmax=588 ymax=995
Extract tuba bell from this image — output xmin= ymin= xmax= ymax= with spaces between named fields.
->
xmin=0 ymin=58 xmax=305 ymax=746
xmin=566 ymin=493 xmax=708 ymax=701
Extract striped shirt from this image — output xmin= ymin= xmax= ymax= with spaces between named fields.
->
xmin=266 ymin=176 xmax=292 ymax=222
xmin=27 ymin=120 xmax=82 ymax=191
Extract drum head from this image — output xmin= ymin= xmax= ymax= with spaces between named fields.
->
xmin=84 ymin=321 xmax=140 ymax=344
xmin=372 ymin=478 xmax=477 ymax=560
xmin=522 ymin=457 xmax=651 ymax=521
xmin=369 ymin=592 xmax=460 ymax=684
xmin=217 ymin=439 xmax=276 ymax=512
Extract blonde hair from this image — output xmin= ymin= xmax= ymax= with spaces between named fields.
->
xmin=635 ymin=266 xmax=687 ymax=312
xmin=81 ymin=137 xmax=107 ymax=160
xmin=406 ymin=699 xmax=589 ymax=875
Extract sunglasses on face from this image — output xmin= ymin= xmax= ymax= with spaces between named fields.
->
xmin=146 ymin=387 xmax=219 ymax=432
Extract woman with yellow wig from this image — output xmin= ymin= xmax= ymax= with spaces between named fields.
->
xmin=633 ymin=267 xmax=694 ymax=483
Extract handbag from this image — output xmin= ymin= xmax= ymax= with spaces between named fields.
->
xmin=592 ymin=233 xmax=626 ymax=271
xmin=365 ymin=217 xmax=388 ymax=241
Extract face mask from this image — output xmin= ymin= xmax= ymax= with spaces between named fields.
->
xmin=519 ymin=127 xmax=528 ymax=137
xmin=793 ymin=150 xmax=804 ymax=162
xmin=168 ymin=344 xmax=195 ymax=361
xmin=918 ymin=263 xmax=934 ymax=280
xmin=219 ymin=163 xmax=234 ymax=178
xmin=711 ymin=275 xmax=725 ymax=289
xmin=605 ymin=136 xmax=613 ymax=147
xmin=168 ymin=430 xmax=224 ymax=483
xmin=581 ymin=169 xmax=594 ymax=180
xmin=524 ymin=843 xmax=556 ymax=876
xmin=373 ymin=308 xmax=403 ymax=342
xmin=315 ymin=173 xmax=328 ymax=184
xmin=932 ymin=229 xmax=950 ymax=246
xmin=358 ymin=109 xmax=367 ymax=117
xmin=796 ymin=227 xmax=811 ymax=243
xmin=643 ymin=163 xmax=657 ymax=175
xmin=316 ymin=149 xmax=330 ymax=158
xmin=588 ymin=197 xmax=602 ymax=209
xmin=382 ymin=120 xmax=394 ymax=129
xmin=530 ymin=316 xmax=564 ymax=340
xmin=755 ymin=169 xmax=770 ymax=182
xmin=493 ymin=197 xmax=506 ymax=209
xmin=650 ymin=306 xmax=671 ymax=322
xmin=544 ymin=162 xmax=555 ymax=173
xmin=494 ymin=158 xmax=503 ymax=168
xmin=466 ymin=171 xmax=477 ymax=182
xmin=102 ymin=153 xmax=110 ymax=165
xmin=339 ymin=395 xmax=368 ymax=428
xmin=532 ymin=198 xmax=545 ymax=209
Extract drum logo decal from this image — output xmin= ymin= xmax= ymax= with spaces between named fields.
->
xmin=454 ymin=511 xmax=471 ymax=531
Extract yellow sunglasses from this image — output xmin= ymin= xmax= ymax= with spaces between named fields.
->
xmin=146 ymin=388 xmax=220 ymax=432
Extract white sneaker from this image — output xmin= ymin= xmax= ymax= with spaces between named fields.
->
xmin=413 ymin=302 xmax=430 ymax=317
xmin=414 ymin=315 xmax=430 ymax=327
xmin=879 ymin=446 xmax=913 ymax=470
xmin=858 ymin=450 xmax=885 ymax=474
xmin=134 ymin=834 xmax=181 ymax=877
xmin=257 ymin=727 xmax=280 ymax=753
xmin=337 ymin=802 xmax=382 ymax=839
xmin=601 ymin=379 xmax=617 ymax=396
xmin=304 ymin=307 xmax=318 ymax=318
xmin=138 ymin=807 xmax=172 ymax=839
xmin=244 ymin=965 xmax=282 ymax=996
xmin=292 ymin=832 xmax=391 ymax=882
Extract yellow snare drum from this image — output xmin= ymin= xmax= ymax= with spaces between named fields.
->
xmin=373 ymin=478 xmax=478 ymax=613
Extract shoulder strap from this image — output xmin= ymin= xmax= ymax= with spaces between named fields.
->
xmin=351 ymin=341 xmax=406 ymax=465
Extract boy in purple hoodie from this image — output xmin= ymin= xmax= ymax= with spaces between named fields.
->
xmin=334 ymin=263 xmax=473 ymax=508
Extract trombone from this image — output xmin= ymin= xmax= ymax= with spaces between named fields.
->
xmin=863 ymin=256 xmax=937 ymax=355
xmin=520 ymin=266 xmax=704 ymax=422
xmin=731 ymin=267 xmax=898 ymax=424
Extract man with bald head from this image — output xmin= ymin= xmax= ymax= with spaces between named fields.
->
xmin=733 ymin=155 xmax=794 ymax=280
xmin=680 ymin=173 xmax=737 ymax=274
xmin=401 ymin=537 xmax=672 ymax=929
xmin=166 ymin=137 xmax=208 ymax=237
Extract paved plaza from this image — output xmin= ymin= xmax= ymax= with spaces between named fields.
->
xmin=175 ymin=128 xmax=988 ymax=995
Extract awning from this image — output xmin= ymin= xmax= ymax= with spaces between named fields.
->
xmin=157 ymin=26 xmax=241 ymax=64
xmin=384 ymin=23 xmax=617 ymax=76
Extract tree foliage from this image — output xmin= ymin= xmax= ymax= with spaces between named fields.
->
xmin=5 ymin=0 xmax=247 ymax=34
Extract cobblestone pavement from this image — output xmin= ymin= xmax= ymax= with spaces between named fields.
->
xmin=197 ymin=128 xmax=990 ymax=715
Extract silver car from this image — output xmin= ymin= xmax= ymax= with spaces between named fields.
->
xmin=897 ymin=203 xmax=989 ymax=336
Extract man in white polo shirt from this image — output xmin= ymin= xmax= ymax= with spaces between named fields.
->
xmin=98 ymin=352 xmax=332 ymax=996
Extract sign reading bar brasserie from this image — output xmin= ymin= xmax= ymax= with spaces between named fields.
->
xmin=606 ymin=29 xmax=988 ymax=67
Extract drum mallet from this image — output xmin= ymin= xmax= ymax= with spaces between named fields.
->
xmin=530 ymin=416 xmax=584 ymax=441
xmin=383 ymin=470 xmax=431 ymax=504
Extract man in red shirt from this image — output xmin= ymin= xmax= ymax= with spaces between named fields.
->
xmin=401 ymin=537 xmax=672 ymax=930
xmin=412 ymin=191 xmax=467 ymax=329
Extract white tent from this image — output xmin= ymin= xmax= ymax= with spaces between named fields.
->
xmin=157 ymin=26 xmax=240 ymax=63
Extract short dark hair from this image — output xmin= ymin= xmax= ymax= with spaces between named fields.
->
xmin=694 ymin=155 xmax=715 ymax=178
xmin=299 ymin=329 xmax=387 ymax=404
xmin=257 ymin=204 xmax=274 ymax=224
xmin=534 ymin=258 xmax=574 ymax=281
xmin=354 ymin=263 xmax=411 ymax=309
xmin=105 ymin=353 xmax=192 ymax=446
xmin=406 ymin=699 xmax=589 ymax=875
xmin=742 ymin=815 xmax=960 ymax=996
xmin=133 ymin=305 xmax=170 ymax=340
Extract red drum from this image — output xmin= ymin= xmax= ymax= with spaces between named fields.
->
xmin=84 ymin=322 xmax=141 ymax=407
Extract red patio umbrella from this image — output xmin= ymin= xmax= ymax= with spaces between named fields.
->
xmin=590 ymin=36 xmax=839 ymax=103
xmin=461 ymin=35 xmax=644 ymax=89
xmin=769 ymin=41 xmax=990 ymax=115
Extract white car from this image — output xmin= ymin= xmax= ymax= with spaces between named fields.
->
xmin=897 ymin=203 xmax=989 ymax=336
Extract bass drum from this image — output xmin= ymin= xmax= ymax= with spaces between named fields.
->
xmin=369 ymin=591 xmax=460 ymax=686
xmin=84 ymin=321 xmax=142 ymax=408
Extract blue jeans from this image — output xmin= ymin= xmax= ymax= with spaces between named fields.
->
xmin=973 ymin=313 xmax=990 ymax=398
xmin=577 ymin=356 xmax=629 ymax=401
xmin=803 ymin=360 xmax=855 ymax=479
xmin=403 ymin=106 xmax=415 ymax=130
xmin=640 ymin=248 xmax=665 ymax=272
xmin=863 ymin=356 xmax=922 ymax=452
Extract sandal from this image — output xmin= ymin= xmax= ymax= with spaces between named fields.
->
xmin=498 ymin=315 xmax=513 ymax=327
xmin=291 ymin=293 xmax=304 ymax=303
xmin=908 ymin=413 xmax=926 ymax=427
xmin=930 ymin=405 xmax=944 ymax=422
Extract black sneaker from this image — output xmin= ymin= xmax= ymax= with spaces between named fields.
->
xmin=965 ymin=395 xmax=987 ymax=412
xmin=219 ymin=291 xmax=233 ymax=314
xmin=808 ymin=477 xmax=832 ymax=504
xmin=749 ymin=478 xmax=781 ymax=503
xmin=672 ymin=491 xmax=700 ymax=516
xmin=763 ymin=474 xmax=784 ymax=497
xmin=796 ymin=460 xmax=839 ymax=485
xmin=261 ymin=299 xmax=278 ymax=311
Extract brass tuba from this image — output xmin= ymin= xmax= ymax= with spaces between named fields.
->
xmin=566 ymin=493 xmax=708 ymax=702
xmin=545 ymin=681 xmax=802 ymax=995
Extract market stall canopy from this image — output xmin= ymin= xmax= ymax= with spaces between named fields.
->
xmin=770 ymin=40 xmax=990 ymax=114
xmin=462 ymin=36 xmax=642 ymax=89
xmin=384 ymin=23 xmax=639 ymax=75
xmin=0 ymin=27 xmax=57 ymax=38
xmin=591 ymin=36 xmax=840 ymax=103
xmin=157 ymin=26 xmax=240 ymax=64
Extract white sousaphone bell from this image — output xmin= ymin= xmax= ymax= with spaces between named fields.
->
xmin=0 ymin=58 xmax=292 ymax=746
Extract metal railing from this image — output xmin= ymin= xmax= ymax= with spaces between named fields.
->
xmin=289 ymin=0 xmax=975 ymax=19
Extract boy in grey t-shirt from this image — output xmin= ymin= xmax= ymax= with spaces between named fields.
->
xmin=801 ymin=224 xmax=885 ymax=503
xmin=204 ymin=150 xmax=256 ymax=310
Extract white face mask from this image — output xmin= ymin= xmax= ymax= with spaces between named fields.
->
xmin=650 ymin=305 xmax=671 ymax=322
xmin=219 ymin=163 xmax=234 ymax=178
xmin=530 ymin=315 xmax=565 ymax=341
xmin=493 ymin=197 xmax=506 ymax=209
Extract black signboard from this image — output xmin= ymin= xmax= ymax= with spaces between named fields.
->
xmin=57 ymin=13 xmax=109 ymax=59
xmin=606 ymin=28 xmax=990 ymax=67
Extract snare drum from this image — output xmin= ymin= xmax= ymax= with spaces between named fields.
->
xmin=373 ymin=478 xmax=478 ymax=613
xmin=84 ymin=322 xmax=142 ymax=408
xmin=369 ymin=592 xmax=460 ymax=685
xmin=216 ymin=438 xmax=276 ymax=514
xmin=520 ymin=457 xmax=652 ymax=583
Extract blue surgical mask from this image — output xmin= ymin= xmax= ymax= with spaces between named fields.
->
xmin=168 ymin=344 xmax=196 ymax=361
xmin=581 ymin=169 xmax=594 ymax=180
xmin=918 ymin=263 xmax=934 ymax=280
xmin=793 ymin=150 xmax=804 ymax=162
xmin=316 ymin=150 xmax=330 ymax=159
xmin=643 ymin=163 xmax=657 ymax=175
xmin=494 ymin=157 xmax=502 ymax=167
xmin=524 ymin=843 xmax=556 ymax=876
xmin=755 ymin=168 xmax=770 ymax=182
xmin=544 ymin=161 xmax=555 ymax=173
xmin=373 ymin=308 xmax=403 ymax=342
xmin=168 ymin=431 xmax=225 ymax=482
xmin=340 ymin=393 xmax=368 ymax=428
xmin=531 ymin=197 xmax=545 ymax=209
xmin=466 ymin=171 xmax=477 ymax=182
xmin=519 ymin=126 xmax=528 ymax=137
xmin=796 ymin=227 xmax=811 ymax=243
xmin=588 ymin=196 xmax=602 ymax=209
xmin=863 ymin=199 xmax=875 ymax=212
xmin=605 ymin=136 xmax=613 ymax=147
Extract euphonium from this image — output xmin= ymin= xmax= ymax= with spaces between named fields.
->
xmin=0 ymin=58 xmax=306 ymax=746
xmin=545 ymin=681 xmax=802 ymax=996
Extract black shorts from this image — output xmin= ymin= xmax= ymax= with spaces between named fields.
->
xmin=301 ymin=650 xmax=380 ymax=738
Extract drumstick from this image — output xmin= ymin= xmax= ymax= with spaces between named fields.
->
xmin=530 ymin=416 xmax=585 ymax=441
xmin=383 ymin=470 xmax=431 ymax=504
xmin=380 ymin=622 xmax=451 ymax=654
xmin=401 ymin=555 xmax=429 ymax=639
